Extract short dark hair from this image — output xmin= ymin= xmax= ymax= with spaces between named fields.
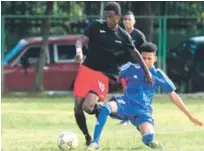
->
xmin=124 ymin=11 xmax=135 ymax=17
xmin=104 ymin=2 xmax=121 ymax=15
xmin=140 ymin=42 xmax=157 ymax=54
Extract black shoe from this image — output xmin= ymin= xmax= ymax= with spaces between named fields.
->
xmin=85 ymin=135 xmax=92 ymax=146
xmin=86 ymin=139 xmax=92 ymax=146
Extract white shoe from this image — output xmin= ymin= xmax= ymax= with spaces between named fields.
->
xmin=150 ymin=141 xmax=163 ymax=150
xmin=87 ymin=141 xmax=100 ymax=151
xmin=120 ymin=120 xmax=131 ymax=126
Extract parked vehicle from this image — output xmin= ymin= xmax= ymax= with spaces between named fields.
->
xmin=166 ymin=36 xmax=204 ymax=92
xmin=3 ymin=35 xmax=122 ymax=92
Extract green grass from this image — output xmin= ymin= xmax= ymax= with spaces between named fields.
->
xmin=2 ymin=95 xmax=204 ymax=151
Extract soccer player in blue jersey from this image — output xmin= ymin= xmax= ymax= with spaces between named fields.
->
xmin=87 ymin=42 xmax=204 ymax=150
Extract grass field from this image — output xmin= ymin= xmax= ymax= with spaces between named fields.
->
xmin=1 ymin=95 xmax=204 ymax=151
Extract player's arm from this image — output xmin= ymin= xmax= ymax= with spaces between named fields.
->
xmin=75 ymin=21 xmax=97 ymax=63
xmin=75 ymin=36 xmax=89 ymax=63
xmin=168 ymin=91 xmax=204 ymax=126
xmin=126 ymin=34 xmax=153 ymax=85
xmin=130 ymin=48 xmax=153 ymax=85
xmin=140 ymin=32 xmax=147 ymax=44
xmin=158 ymin=69 xmax=203 ymax=127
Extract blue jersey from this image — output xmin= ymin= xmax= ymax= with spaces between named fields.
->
xmin=119 ymin=62 xmax=176 ymax=113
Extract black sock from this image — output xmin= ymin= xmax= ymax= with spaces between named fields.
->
xmin=74 ymin=113 xmax=91 ymax=141
xmin=89 ymin=104 xmax=103 ymax=118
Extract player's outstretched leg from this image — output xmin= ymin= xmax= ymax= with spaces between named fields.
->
xmin=138 ymin=122 xmax=163 ymax=150
xmin=74 ymin=98 xmax=92 ymax=146
xmin=87 ymin=102 xmax=115 ymax=150
xmin=82 ymin=92 xmax=101 ymax=146
xmin=142 ymin=133 xmax=163 ymax=150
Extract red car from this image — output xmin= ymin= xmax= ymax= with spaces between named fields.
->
xmin=3 ymin=35 xmax=121 ymax=92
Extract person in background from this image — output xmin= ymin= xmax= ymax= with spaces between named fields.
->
xmin=123 ymin=11 xmax=146 ymax=51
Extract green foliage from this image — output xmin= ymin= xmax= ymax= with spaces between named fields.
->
xmin=70 ymin=2 xmax=84 ymax=20
xmin=1 ymin=1 xmax=204 ymax=50
xmin=2 ymin=96 xmax=204 ymax=151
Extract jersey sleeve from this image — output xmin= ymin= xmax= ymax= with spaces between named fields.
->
xmin=140 ymin=32 xmax=147 ymax=43
xmin=119 ymin=62 xmax=132 ymax=78
xmin=139 ymin=32 xmax=146 ymax=46
xmin=125 ymin=33 xmax=135 ymax=52
xmin=135 ymin=31 xmax=146 ymax=50
xmin=119 ymin=62 xmax=140 ymax=79
xmin=157 ymin=69 xmax=176 ymax=93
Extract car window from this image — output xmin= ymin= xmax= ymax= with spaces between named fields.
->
xmin=13 ymin=46 xmax=48 ymax=66
xmin=54 ymin=44 xmax=87 ymax=63
xmin=22 ymin=47 xmax=41 ymax=64
xmin=57 ymin=45 xmax=76 ymax=61
xmin=177 ymin=42 xmax=185 ymax=50
xmin=188 ymin=42 xmax=197 ymax=55
xmin=13 ymin=46 xmax=40 ymax=66
xmin=195 ymin=44 xmax=204 ymax=62
xmin=176 ymin=41 xmax=197 ymax=55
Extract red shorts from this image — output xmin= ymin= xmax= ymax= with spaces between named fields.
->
xmin=73 ymin=65 xmax=109 ymax=102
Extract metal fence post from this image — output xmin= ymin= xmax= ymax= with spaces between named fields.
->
xmin=157 ymin=16 xmax=163 ymax=94
xmin=162 ymin=16 xmax=167 ymax=73
xmin=1 ymin=16 xmax=5 ymax=93
xmin=158 ymin=16 xmax=162 ymax=70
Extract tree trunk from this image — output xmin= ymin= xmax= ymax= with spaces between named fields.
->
xmin=100 ymin=2 xmax=105 ymax=20
xmin=131 ymin=2 xmax=154 ymax=41
xmin=34 ymin=1 xmax=53 ymax=92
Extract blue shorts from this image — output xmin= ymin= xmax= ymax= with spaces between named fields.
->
xmin=111 ymin=96 xmax=154 ymax=127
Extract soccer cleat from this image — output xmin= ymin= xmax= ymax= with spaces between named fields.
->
xmin=119 ymin=120 xmax=131 ymax=126
xmin=86 ymin=139 xmax=92 ymax=147
xmin=87 ymin=141 xmax=100 ymax=151
xmin=150 ymin=140 xmax=163 ymax=150
xmin=85 ymin=135 xmax=92 ymax=146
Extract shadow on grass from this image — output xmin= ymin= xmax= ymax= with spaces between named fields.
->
xmin=97 ymin=146 xmax=144 ymax=151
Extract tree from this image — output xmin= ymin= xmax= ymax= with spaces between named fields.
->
xmin=131 ymin=1 xmax=154 ymax=41
xmin=34 ymin=1 xmax=53 ymax=91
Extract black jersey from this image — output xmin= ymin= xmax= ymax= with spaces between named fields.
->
xmin=130 ymin=28 xmax=146 ymax=51
xmin=83 ymin=20 xmax=135 ymax=80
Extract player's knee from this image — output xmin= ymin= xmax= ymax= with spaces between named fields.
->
xmin=142 ymin=133 xmax=154 ymax=147
xmin=82 ymin=102 xmax=94 ymax=114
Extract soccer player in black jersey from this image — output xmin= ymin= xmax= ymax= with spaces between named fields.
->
xmin=123 ymin=11 xmax=146 ymax=52
xmin=73 ymin=2 xmax=153 ymax=146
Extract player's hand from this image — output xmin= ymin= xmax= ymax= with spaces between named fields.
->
xmin=75 ymin=54 xmax=83 ymax=64
xmin=144 ymin=71 xmax=155 ymax=86
xmin=189 ymin=116 xmax=204 ymax=126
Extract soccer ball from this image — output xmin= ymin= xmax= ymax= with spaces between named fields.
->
xmin=57 ymin=132 xmax=79 ymax=150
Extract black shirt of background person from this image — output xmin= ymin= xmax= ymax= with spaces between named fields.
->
xmin=128 ymin=28 xmax=146 ymax=63
xmin=83 ymin=20 xmax=135 ymax=80
xmin=130 ymin=28 xmax=146 ymax=53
